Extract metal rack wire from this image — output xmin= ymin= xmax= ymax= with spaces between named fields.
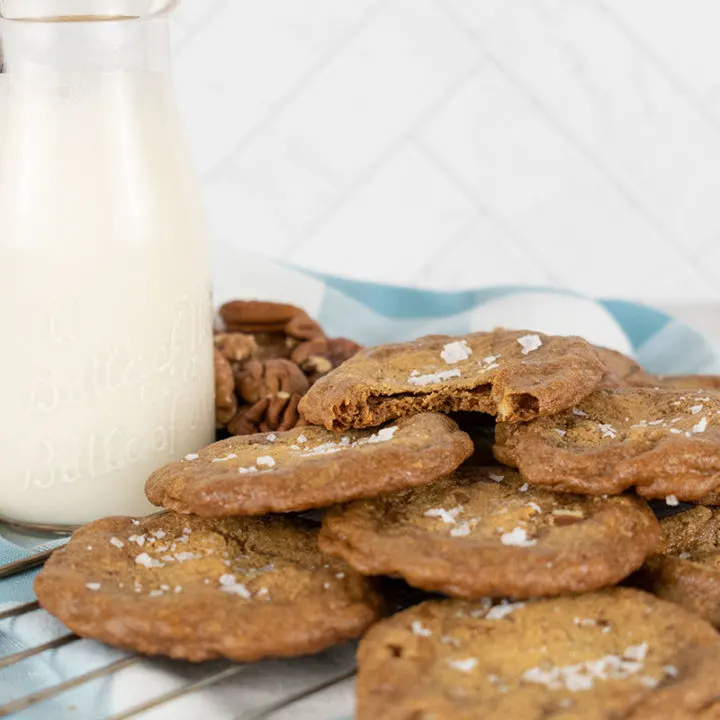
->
xmin=0 ymin=549 xmax=357 ymax=719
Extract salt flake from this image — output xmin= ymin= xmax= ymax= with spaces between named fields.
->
xmin=486 ymin=602 xmax=525 ymax=620
xmin=424 ymin=507 xmax=463 ymax=525
xmin=411 ymin=621 xmax=432 ymax=637
xmin=256 ymin=456 xmax=276 ymax=468
xmin=86 ymin=583 xmax=101 ymax=591
xmin=665 ymin=495 xmax=679 ymax=507
xmin=441 ymin=340 xmax=472 ymax=365
xmin=449 ymin=658 xmax=478 ymax=673
xmin=692 ymin=417 xmax=708 ymax=434
xmin=109 ymin=537 xmax=124 ymax=549
xmin=518 ymin=334 xmax=542 ymax=355
xmin=135 ymin=553 xmax=163 ymax=569
xmin=450 ymin=521 xmax=472 ymax=538
xmin=184 ymin=453 xmax=199 ymax=461
xmin=407 ymin=369 xmax=461 ymax=387
xmin=501 ymin=527 xmax=536 ymax=547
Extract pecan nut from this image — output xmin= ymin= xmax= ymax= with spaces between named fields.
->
xmin=227 ymin=392 xmax=308 ymax=436
xmin=284 ymin=312 xmax=325 ymax=341
xmin=220 ymin=300 xmax=304 ymax=334
xmin=292 ymin=337 xmax=363 ymax=381
xmin=214 ymin=332 xmax=258 ymax=363
xmin=214 ymin=349 xmax=238 ymax=428
xmin=235 ymin=358 xmax=310 ymax=405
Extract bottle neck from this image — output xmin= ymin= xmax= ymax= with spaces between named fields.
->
xmin=0 ymin=15 xmax=171 ymax=75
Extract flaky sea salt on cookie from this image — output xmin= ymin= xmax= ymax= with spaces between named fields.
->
xmin=495 ymin=387 xmax=720 ymax=502
xmin=35 ymin=513 xmax=381 ymax=663
xmin=146 ymin=413 xmax=473 ymax=516
xmin=356 ymin=589 xmax=720 ymax=720
xmin=299 ymin=330 xmax=605 ymax=430
xmin=320 ymin=466 xmax=660 ymax=598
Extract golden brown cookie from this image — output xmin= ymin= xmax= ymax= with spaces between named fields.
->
xmin=320 ymin=466 xmax=660 ymax=598
xmin=593 ymin=346 xmax=646 ymax=388
xmin=356 ymin=589 xmax=720 ymax=720
xmin=299 ymin=330 xmax=605 ymax=430
xmin=637 ymin=507 xmax=720 ymax=627
xmin=146 ymin=413 xmax=473 ymax=516
xmin=35 ymin=513 xmax=382 ymax=662
xmin=636 ymin=375 xmax=720 ymax=392
xmin=495 ymin=387 xmax=720 ymax=502
xmin=590 ymin=348 xmax=720 ymax=394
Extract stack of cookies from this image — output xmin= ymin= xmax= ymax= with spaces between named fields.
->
xmin=35 ymin=328 xmax=720 ymax=719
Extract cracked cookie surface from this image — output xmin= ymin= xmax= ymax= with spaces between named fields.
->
xmin=495 ymin=388 xmax=720 ymax=502
xmin=320 ymin=466 xmax=660 ymax=598
xmin=35 ymin=513 xmax=382 ymax=662
xmin=299 ymin=330 xmax=605 ymax=430
xmin=146 ymin=413 xmax=472 ymax=516
xmin=356 ymin=589 xmax=720 ymax=720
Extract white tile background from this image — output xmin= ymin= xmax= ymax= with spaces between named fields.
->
xmin=170 ymin=0 xmax=720 ymax=304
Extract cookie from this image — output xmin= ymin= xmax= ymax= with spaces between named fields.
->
xmin=34 ymin=513 xmax=382 ymax=662
xmin=495 ymin=387 xmax=720 ymax=501
xmin=593 ymin=346 xmax=645 ymax=388
xmin=146 ymin=413 xmax=473 ymax=516
xmin=637 ymin=375 xmax=720 ymax=392
xmin=299 ymin=330 xmax=605 ymax=430
xmin=637 ymin=507 xmax=720 ymax=627
xmin=591 ymin=348 xmax=720 ymax=394
xmin=319 ymin=466 xmax=660 ymax=598
xmin=356 ymin=589 xmax=720 ymax=720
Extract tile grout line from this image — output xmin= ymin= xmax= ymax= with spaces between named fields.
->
xmin=596 ymin=0 xmax=720 ymax=139
xmin=202 ymin=0 xmax=389 ymax=184
xmin=285 ymin=61 xmax=487 ymax=259
xmin=596 ymin=0 xmax=720 ymax=263
xmin=410 ymin=138 xmax=562 ymax=286
xmin=432 ymin=0 xmax=720 ymax=291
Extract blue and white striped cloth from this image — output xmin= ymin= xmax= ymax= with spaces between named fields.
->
xmin=2 ymin=257 xmax=719 ymax=718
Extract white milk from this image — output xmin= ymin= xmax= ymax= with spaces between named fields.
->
xmin=0 ymin=16 xmax=215 ymax=527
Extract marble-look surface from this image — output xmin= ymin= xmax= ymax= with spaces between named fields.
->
xmin=171 ymin=0 xmax=720 ymax=303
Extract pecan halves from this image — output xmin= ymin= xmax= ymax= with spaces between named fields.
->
xmin=235 ymin=359 xmax=310 ymax=405
xmin=284 ymin=312 xmax=325 ymax=341
xmin=227 ymin=392 xmax=307 ymax=436
xmin=214 ymin=332 xmax=258 ymax=363
xmin=219 ymin=300 xmax=305 ymax=334
xmin=214 ymin=349 xmax=238 ymax=428
xmin=291 ymin=337 xmax=363 ymax=381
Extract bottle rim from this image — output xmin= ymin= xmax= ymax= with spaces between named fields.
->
xmin=0 ymin=0 xmax=179 ymax=22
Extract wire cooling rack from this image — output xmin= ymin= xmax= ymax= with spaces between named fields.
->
xmin=0 ymin=548 xmax=359 ymax=719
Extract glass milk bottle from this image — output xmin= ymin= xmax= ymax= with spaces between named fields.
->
xmin=0 ymin=0 xmax=215 ymax=530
